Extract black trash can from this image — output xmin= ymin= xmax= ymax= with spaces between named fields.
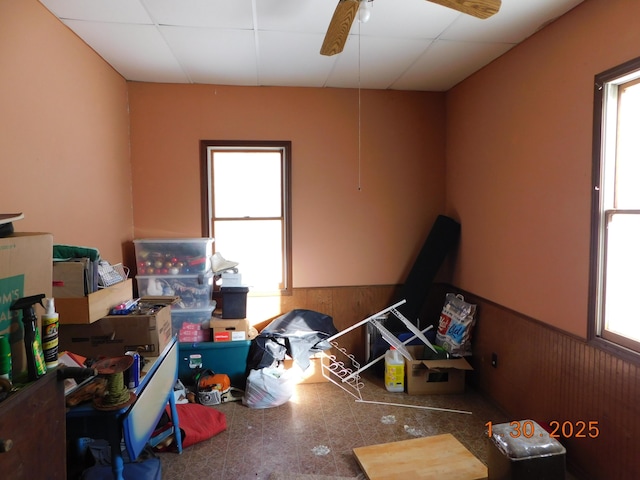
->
xmin=487 ymin=420 xmax=566 ymax=480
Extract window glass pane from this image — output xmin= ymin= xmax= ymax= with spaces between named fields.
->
xmin=213 ymin=152 xmax=282 ymax=218
xmin=615 ymin=81 xmax=640 ymax=208
xmin=214 ymin=219 xmax=283 ymax=290
xmin=603 ymin=213 xmax=640 ymax=343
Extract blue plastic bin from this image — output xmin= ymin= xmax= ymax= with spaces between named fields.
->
xmin=178 ymin=340 xmax=250 ymax=388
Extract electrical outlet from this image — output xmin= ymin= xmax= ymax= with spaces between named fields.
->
xmin=491 ymin=353 xmax=498 ymax=368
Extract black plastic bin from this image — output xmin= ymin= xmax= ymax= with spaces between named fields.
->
xmin=220 ymin=286 xmax=249 ymax=319
xmin=488 ymin=420 xmax=566 ymax=479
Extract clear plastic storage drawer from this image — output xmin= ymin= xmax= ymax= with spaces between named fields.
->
xmin=171 ymin=306 xmax=215 ymax=343
xmin=134 ymin=238 xmax=214 ymax=274
xmin=136 ymin=274 xmax=214 ymax=309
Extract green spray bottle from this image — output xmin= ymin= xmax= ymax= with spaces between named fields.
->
xmin=0 ymin=334 xmax=11 ymax=381
xmin=10 ymin=294 xmax=47 ymax=381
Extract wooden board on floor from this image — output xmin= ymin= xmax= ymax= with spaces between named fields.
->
xmin=353 ymin=433 xmax=488 ymax=480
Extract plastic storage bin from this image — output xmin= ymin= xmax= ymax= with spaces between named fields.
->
xmin=171 ymin=306 xmax=215 ymax=343
xmin=136 ymin=274 xmax=213 ymax=309
xmin=220 ymin=286 xmax=249 ymax=319
xmin=178 ymin=340 xmax=251 ymax=388
xmin=134 ymin=238 xmax=214 ymax=274
xmin=488 ymin=420 xmax=566 ymax=479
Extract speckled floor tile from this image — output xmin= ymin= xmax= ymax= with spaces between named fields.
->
xmin=157 ymin=375 xmax=515 ymax=480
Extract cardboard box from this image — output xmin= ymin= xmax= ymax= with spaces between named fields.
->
xmin=404 ymin=345 xmax=473 ymax=395
xmin=283 ymin=353 xmax=330 ymax=384
xmin=52 ymin=259 xmax=90 ymax=297
xmin=58 ymin=305 xmax=171 ymax=358
xmin=56 ymin=278 xmax=133 ymax=324
xmin=221 ymin=271 xmax=242 ymax=287
xmin=211 ymin=318 xmax=249 ymax=342
xmin=0 ymin=233 xmax=53 ymax=377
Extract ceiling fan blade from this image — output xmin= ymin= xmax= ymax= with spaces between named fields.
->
xmin=427 ymin=0 xmax=501 ymax=19
xmin=320 ymin=0 xmax=360 ymax=56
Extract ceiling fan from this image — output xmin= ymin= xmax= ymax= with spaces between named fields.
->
xmin=320 ymin=0 xmax=502 ymax=56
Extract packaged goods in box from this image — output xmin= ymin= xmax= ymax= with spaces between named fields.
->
xmin=220 ymin=271 xmax=242 ymax=287
xmin=134 ymin=238 xmax=214 ymax=274
xmin=488 ymin=420 xmax=566 ymax=479
xmin=58 ymin=306 xmax=171 ymax=358
xmin=220 ymin=286 xmax=249 ymax=319
xmin=0 ymin=233 xmax=53 ymax=378
xmin=172 ymin=306 xmax=214 ymax=343
xmin=178 ymin=340 xmax=250 ymax=388
xmin=211 ymin=318 xmax=249 ymax=342
xmin=404 ymin=345 xmax=473 ymax=395
xmin=136 ymin=274 xmax=213 ymax=309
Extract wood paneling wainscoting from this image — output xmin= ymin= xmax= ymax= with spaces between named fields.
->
xmin=247 ymin=283 xmax=638 ymax=479
xmin=424 ymin=283 xmax=639 ymax=480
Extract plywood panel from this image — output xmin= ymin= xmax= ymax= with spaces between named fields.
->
xmin=353 ymin=434 xmax=487 ymax=480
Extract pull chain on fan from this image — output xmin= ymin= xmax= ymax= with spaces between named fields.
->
xmin=357 ymin=17 xmax=362 ymax=191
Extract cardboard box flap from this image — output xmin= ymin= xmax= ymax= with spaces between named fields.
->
xmin=418 ymin=357 xmax=473 ymax=370
xmin=52 ymin=260 xmax=89 ymax=297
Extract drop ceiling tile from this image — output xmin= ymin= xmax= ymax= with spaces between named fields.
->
xmin=392 ymin=39 xmax=514 ymax=91
xmin=358 ymin=0 xmax=461 ymax=39
xmin=39 ymin=0 xmax=152 ymax=24
xmin=61 ymin=20 xmax=189 ymax=83
xmin=256 ymin=0 xmax=335 ymax=34
xmin=141 ymin=0 xmax=254 ymax=29
xmin=160 ymin=26 xmax=258 ymax=85
xmin=326 ymin=35 xmax=433 ymax=90
xmin=441 ymin=0 xmax=586 ymax=43
xmin=257 ymin=31 xmax=336 ymax=87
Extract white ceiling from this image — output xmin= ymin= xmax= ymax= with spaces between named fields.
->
xmin=39 ymin=0 xmax=584 ymax=92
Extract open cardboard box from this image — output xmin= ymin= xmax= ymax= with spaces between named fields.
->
xmin=56 ymin=278 xmax=133 ymax=324
xmin=282 ymin=351 xmax=331 ymax=384
xmin=58 ymin=305 xmax=171 ymax=358
xmin=404 ymin=345 xmax=473 ymax=395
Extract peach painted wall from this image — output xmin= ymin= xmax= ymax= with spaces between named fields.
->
xmin=0 ymin=0 xmax=132 ymax=263
xmin=446 ymin=0 xmax=639 ymax=338
xmin=128 ymin=83 xmax=446 ymax=287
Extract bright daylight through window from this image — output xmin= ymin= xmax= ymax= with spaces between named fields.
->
xmin=201 ymin=141 xmax=292 ymax=295
xmin=590 ymin=58 xmax=640 ymax=358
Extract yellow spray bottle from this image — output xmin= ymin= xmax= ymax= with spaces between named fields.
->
xmin=42 ymin=298 xmax=59 ymax=370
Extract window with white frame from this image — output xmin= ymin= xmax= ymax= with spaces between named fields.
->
xmin=590 ymin=57 xmax=640 ymax=359
xmin=200 ymin=140 xmax=292 ymax=295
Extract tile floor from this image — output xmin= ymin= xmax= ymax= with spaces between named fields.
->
xmin=158 ymin=374 xmax=514 ymax=480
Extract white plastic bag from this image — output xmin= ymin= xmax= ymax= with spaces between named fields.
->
xmin=435 ymin=293 xmax=477 ymax=356
xmin=242 ymin=366 xmax=297 ymax=409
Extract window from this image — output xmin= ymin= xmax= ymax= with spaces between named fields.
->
xmin=200 ymin=140 xmax=292 ymax=295
xmin=589 ymin=57 xmax=640 ymax=359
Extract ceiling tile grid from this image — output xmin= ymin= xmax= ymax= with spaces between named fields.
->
xmin=39 ymin=0 xmax=585 ymax=91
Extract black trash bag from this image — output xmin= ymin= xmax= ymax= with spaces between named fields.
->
xmin=245 ymin=336 xmax=289 ymax=373
xmin=247 ymin=309 xmax=338 ymax=372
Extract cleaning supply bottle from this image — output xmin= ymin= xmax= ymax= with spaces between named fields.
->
xmin=42 ymin=297 xmax=59 ymax=370
xmin=0 ymin=334 xmax=11 ymax=380
xmin=384 ymin=346 xmax=405 ymax=393
xmin=10 ymin=294 xmax=47 ymax=381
